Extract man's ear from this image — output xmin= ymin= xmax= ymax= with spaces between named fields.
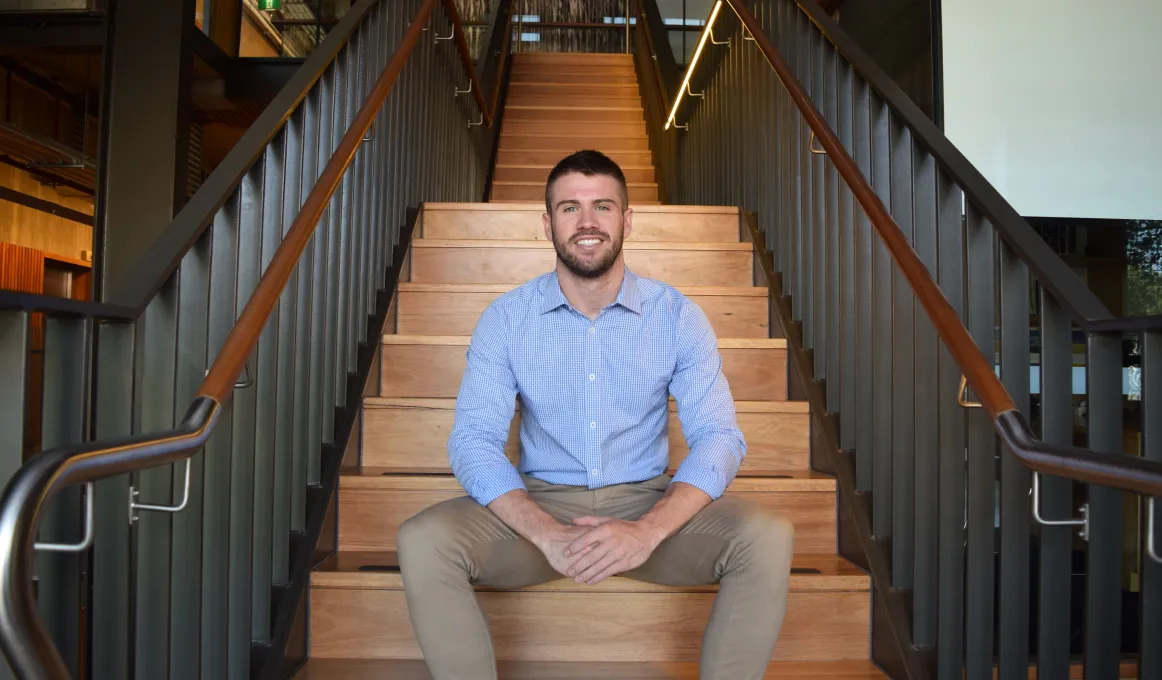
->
xmin=543 ymin=209 xmax=552 ymax=241
xmin=623 ymin=206 xmax=634 ymax=240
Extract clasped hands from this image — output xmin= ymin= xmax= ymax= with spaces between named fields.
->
xmin=535 ymin=516 xmax=663 ymax=586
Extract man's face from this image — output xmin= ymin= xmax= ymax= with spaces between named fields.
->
xmin=543 ymin=171 xmax=633 ymax=279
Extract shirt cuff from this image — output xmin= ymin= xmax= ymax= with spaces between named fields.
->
xmin=461 ymin=463 xmax=527 ymax=507
xmin=671 ymin=445 xmax=740 ymax=500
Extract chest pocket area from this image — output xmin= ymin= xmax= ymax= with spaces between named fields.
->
xmin=606 ymin=329 xmax=675 ymax=415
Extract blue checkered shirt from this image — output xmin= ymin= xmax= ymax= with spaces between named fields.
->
xmin=448 ymin=267 xmax=747 ymax=506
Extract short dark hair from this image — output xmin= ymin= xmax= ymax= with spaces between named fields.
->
xmin=544 ymin=150 xmax=629 ymax=213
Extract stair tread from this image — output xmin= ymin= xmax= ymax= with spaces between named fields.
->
xmin=397 ymin=283 xmax=768 ymax=297
xmin=380 ymin=335 xmax=786 ymax=349
xmin=312 ymin=551 xmax=869 ymax=593
xmin=294 ymin=658 xmax=888 ymax=679
xmin=341 ymin=469 xmax=835 ymax=492
xmin=410 ymin=239 xmax=753 ymax=251
xmin=506 ymin=106 xmax=645 ymax=113
xmin=495 ymin=163 xmax=653 ymax=170
xmin=423 ymin=202 xmax=739 ymax=214
xmin=363 ymin=396 xmax=807 ymax=413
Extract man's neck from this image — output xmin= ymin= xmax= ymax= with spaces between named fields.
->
xmin=557 ymin=261 xmax=624 ymax=321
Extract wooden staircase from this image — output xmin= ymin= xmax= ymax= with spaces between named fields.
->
xmin=295 ymin=53 xmax=884 ymax=679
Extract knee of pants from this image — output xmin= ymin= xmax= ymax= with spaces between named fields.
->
xmin=734 ymin=508 xmax=795 ymax=568
xmin=396 ymin=506 xmax=460 ymax=574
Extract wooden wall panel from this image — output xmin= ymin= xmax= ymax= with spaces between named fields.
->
xmin=0 ymin=165 xmax=93 ymax=262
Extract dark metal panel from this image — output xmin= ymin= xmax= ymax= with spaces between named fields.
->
xmin=1037 ymin=290 xmax=1075 ymax=680
xmin=836 ymin=58 xmax=856 ymax=451
xmin=935 ymin=170 xmax=966 ymax=678
xmin=869 ymin=93 xmax=892 ymax=539
xmin=291 ymin=86 xmax=322 ymax=534
xmin=804 ymin=28 xmax=820 ymax=358
xmin=91 ymin=322 xmax=134 ymax=680
xmin=0 ymin=312 xmax=28 ymax=487
xmin=1142 ymin=330 xmax=1162 ymax=680
xmin=36 ymin=317 xmax=89 ymax=676
xmin=133 ymin=280 xmax=180 ymax=680
xmin=909 ymin=147 xmax=938 ymax=647
xmin=252 ymin=131 xmax=288 ymax=645
xmin=168 ymin=231 xmax=212 ymax=680
xmin=201 ymin=190 xmax=242 ymax=680
xmin=851 ymin=70 xmax=872 ymax=491
xmin=311 ymin=60 xmax=338 ymax=485
xmin=964 ymin=201 xmax=997 ymax=680
xmin=273 ymin=108 xmax=305 ymax=586
xmin=998 ymin=241 xmax=1031 ymax=679
xmin=227 ymin=161 xmax=265 ymax=680
xmin=823 ymin=42 xmax=840 ymax=412
xmin=1084 ymin=332 xmax=1124 ymax=680
xmin=889 ymin=115 xmax=915 ymax=588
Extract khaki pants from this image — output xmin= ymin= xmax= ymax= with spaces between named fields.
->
xmin=396 ymin=474 xmax=796 ymax=680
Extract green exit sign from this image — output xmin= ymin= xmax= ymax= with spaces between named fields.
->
xmin=257 ymin=0 xmax=280 ymax=10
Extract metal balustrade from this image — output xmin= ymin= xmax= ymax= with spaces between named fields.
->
xmin=0 ymin=0 xmax=511 ymax=677
xmin=633 ymin=1 xmax=1162 ymax=678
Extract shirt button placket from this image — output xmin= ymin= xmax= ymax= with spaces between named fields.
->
xmin=585 ymin=321 xmax=599 ymax=486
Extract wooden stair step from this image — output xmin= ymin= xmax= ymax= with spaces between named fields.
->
xmin=509 ymin=82 xmax=640 ymax=98
xmin=506 ymin=95 xmax=644 ymax=109
xmin=360 ymin=397 xmax=808 ymax=472
xmin=503 ymin=120 xmax=647 ymax=137
xmin=497 ymin=148 xmax=653 ymax=167
xmin=511 ymin=63 xmax=638 ymax=76
xmin=379 ymin=335 xmax=787 ymax=402
xmin=492 ymin=180 xmax=657 ymax=202
xmin=504 ymin=106 xmax=645 ymax=123
xmin=499 ymin=134 xmax=651 ymax=152
xmin=511 ymin=72 xmax=638 ymax=85
xmin=494 ymin=164 xmax=655 ymax=184
xmin=420 ymin=202 xmax=739 ymax=242
xmin=312 ymin=531 xmax=859 ymax=662
xmin=513 ymin=52 xmax=635 ymax=64
xmin=392 ymin=282 xmax=767 ymax=337
xmin=294 ymin=659 xmax=891 ymax=679
xmin=313 ymin=551 xmax=867 ymax=592
xmin=337 ymin=471 xmax=833 ymax=553
xmin=407 ymin=239 xmax=755 ymax=288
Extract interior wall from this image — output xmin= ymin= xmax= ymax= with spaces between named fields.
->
xmin=0 ymin=165 xmax=93 ymax=262
xmin=942 ymin=0 xmax=1162 ymax=220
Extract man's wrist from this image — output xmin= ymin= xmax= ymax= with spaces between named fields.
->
xmin=634 ymin=514 xmax=670 ymax=549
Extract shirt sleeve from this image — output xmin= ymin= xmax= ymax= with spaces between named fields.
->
xmin=667 ymin=299 xmax=747 ymax=499
xmin=447 ymin=302 xmax=526 ymax=506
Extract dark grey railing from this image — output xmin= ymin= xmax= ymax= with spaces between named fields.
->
xmin=0 ymin=0 xmax=510 ymax=678
xmin=634 ymin=1 xmax=1162 ymax=679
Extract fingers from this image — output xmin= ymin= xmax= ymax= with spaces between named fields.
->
xmin=585 ymin=559 xmax=626 ymax=585
xmin=572 ymin=515 xmax=615 ymax=527
xmin=564 ymin=525 xmax=608 ymax=557
xmin=575 ymin=551 xmax=621 ymax=584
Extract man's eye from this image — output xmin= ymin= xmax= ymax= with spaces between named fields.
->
xmin=563 ymin=206 xmax=577 ymax=212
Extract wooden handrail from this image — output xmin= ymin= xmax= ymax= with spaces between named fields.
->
xmin=440 ymin=0 xmax=513 ymax=128
xmin=661 ymin=0 xmax=1162 ymax=495
xmin=199 ymin=0 xmax=438 ymax=402
xmin=720 ymin=0 xmax=1015 ymax=421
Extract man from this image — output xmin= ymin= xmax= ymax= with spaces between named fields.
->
xmin=397 ymin=150 xmax=795 ymax=680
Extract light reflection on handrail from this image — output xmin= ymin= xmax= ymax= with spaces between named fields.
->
xmin=664 ymin=0 xmax=724 ymax=130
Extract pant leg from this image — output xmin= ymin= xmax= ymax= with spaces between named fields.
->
xmin=396 ymin=479 xmax=595 ymax=680
xmin=620 ymin=493 xmax=796 ymax=680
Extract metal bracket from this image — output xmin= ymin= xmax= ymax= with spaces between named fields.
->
xmin=364 ymin=123 xmax=375 ymax=142
xmin=957 ymin=375 xmax=982 ymax=408
xmin=205 ymin=362 xmax=253 ymax=389
xmin=808 ymin=131 xmax=826 ymax=155
xmin=1148 ymin=497 xmax=1161 ymax=565
xmin=129 ymin=458 xmax=192 ymax=524
xmin=686 ymin=82 xmax=704 ymax=98
xmin=672 ymin=122 xmax=689 ymax=130
xmin=34 ymin=483 xmax=94 ymax=552
xmin=468 ymin=114 xmax=484 ymax=127
xmin=742 ymin=26 xmax=755 ymax=42
xmin=455 ymin=80 xmax=473 ymax=96
xmin=1031 ymin=472 xmax=1090 ymax=540
xmin=708 ymin=28 xmax=730 ymax=46
xmin=435 ymin=29 xmax=454 ymax=42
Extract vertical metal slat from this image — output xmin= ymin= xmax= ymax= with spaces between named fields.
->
xmin=1142 ymin=330 xmax=1162 ymax=680
xmin=869 ymin=94 xmax=893 ymax=539
xmin=889 ymin=116 xmax=915 ymax=587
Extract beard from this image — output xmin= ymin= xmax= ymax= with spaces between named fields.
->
xmin=549 ymin=223 xmax=624 ymax=279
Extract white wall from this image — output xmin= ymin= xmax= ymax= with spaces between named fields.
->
xmin=941 ymin=0 xmax=1162 ymax=220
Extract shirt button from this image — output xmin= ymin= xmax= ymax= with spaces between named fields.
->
xmin=590 ymin=421 xmax=596 ymax=428
xmin=589 ymin=326 xmax=595 ymax=335
xmin=591 ymin=469 xmax=599 ymax=475
xmin=588 ymin=374 xmax=595 ymax=381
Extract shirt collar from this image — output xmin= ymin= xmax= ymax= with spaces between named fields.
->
xmin=539 ymin=268 xmax=642 ymax=316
